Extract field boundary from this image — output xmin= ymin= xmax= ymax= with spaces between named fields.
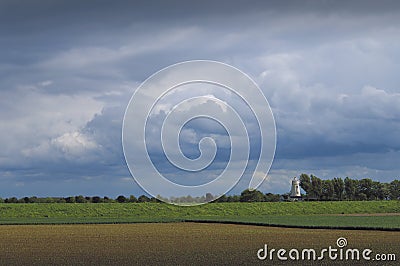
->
xmin=183 ymin=219 xmax=400 ymax=231
xmin=0 ymin=218 xmax=399 ymax=231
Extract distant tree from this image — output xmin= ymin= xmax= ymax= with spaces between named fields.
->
xmin=65 ymin=196 xmax=75 ymax=203
xmin=281 ymin=193 xmax=290 ymax=201
xmin=8 ymin=197 xmax=18 ymax=203
xmin=344 ymin=177 xmax=356 ymax=200
xmin=150 ymin=197 xmax=161 ymax=203
xmin=29 ymin=196 xmax=38 ymax=203
xmin=381 ymin=183 xmax=391 ymax=200
xmin=103 ymin=196 xmax=113 ymax=203
xmin=156 ymin=195 xmax=169 ymax=203
xmin=321 ymin=180 xmax=334 ymax=200
xmin=46 ymin=197 xmax=57 ymax=203
xmin=310 ymin=175 xmax=323 ymax=199
xmin=371 ymin=181 xmax=386 ymax=200
xmin=264 ymin=193 xmax=280 ymax=202
xmin=332 ymin=178 xmax=344 ymax=200
xmin=75 ymin=195 xmax=86 ymax=203
xmin=390 ymin=180 xmax=400 ymax=200
xmin=0 ymin=198 xmax=4 ymax=203
xmin=358 ymin=193 xmax=367 ymax=201
xmin=55 ymin=197 xmax=66 ymax=203
xmin=17 ymin=198 xmax=25 ymax=203
xmin=205 ymin=193 xmax=214 ymax=202
xmin=129 ymin=195 xmax=138 ymax=203
xmin=240 ymin=189 xmax=265 ymax=202
xmin=116 ymin=195 xmax=127 ymax=203
xmin=92 ymin=196 xmax=101 ymax=203
xmin=138 ymin=195 xmax=150 ymax=203
xmin=182 ymin=195 xmax=193 ymax=203
xmin=197 ymin=196 xmax=206 ymax=203
xmin=299 ymin=174 xmax=312 ymax=196
xmin=214 ymin=194 xmax=227 ymax=203
xmin=33 ymin=198 xmax=44 ymax=203
xmin=23 ymin=197 xmax=30 ymax=203
xmin=358 ymin=178 xmax=373 ymax=200
xmin=226 ymin=195 xmax=240 ymax=202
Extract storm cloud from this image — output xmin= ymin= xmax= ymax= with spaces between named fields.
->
xmin=0 ymin=0 xmax=399 ymax=197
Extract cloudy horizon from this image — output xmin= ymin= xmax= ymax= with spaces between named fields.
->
xmin=1 ymin=0 xmax=399 ymax=198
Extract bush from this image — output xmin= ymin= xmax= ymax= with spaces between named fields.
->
xmin=116 ymin=195 xmax=127 ymax=203
xmin=92 ymin=196 xmax=101 ymax=203
xmin=240 ymin=189 xmax=265 ymax=202
xmin=75 ymin=195 xmax=87 ymax=203
xmin=138 ymin=195 xmax=150 ymax=203
xmin=265 ymin=193 xmax=280 ymax=202
xmin=129 ymin=195 xmax=138 ymax=203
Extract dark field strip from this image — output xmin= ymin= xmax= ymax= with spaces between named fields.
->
xmin=0 ymin=223 xmax=398 ymax=265
xmin=185 ymin=214 xmax=400 ymax=230
xmin=184 ymin=219 xmax=400 ymax=231
xmin=0 ymin=215 xmax=399 ymax=231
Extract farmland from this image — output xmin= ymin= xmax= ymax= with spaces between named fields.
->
xmin=0 ymin=201 xmax=399 ymax=265
xmin=0 ymin=201 xmax=399 ymax=229
xmin=0 ymin=223 xmax=398 ymax=265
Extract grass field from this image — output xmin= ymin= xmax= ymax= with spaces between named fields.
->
xmin=0 ymin=223 xmax=398 ymax=265
xmin=0 ymin=201 xmax=399 ymax=229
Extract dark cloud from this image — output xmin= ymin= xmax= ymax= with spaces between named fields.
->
xmin=0 ymin=0 xmax=399 ymax=197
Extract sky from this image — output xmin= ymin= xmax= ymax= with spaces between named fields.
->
xmin=0 ymin=0 xmax=399 ymax=198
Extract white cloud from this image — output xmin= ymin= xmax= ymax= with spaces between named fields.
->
xmin=23 ymin=131 xmax=100 ymax=160
xmin=0 ymin=86 xmax=104 ymax=167
xmin=39 ymin=80 xmax=53 ymax=87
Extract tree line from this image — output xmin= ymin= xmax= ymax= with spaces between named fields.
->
xmin=0 ymin=195 xmax=160 ymax=204
xmin=299 ymin=174 xmax=400 ymax=201
xmin=0 ymin=192 xmax=280 ymax=204
xmin=0 ymin=175 xmax=398 ymax=203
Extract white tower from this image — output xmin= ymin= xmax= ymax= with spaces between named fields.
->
xmin=290 ymin=177 xmax=301 ymax=199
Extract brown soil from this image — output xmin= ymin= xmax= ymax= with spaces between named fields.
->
xmin=0 ymin=223 xmax=398 ymax=265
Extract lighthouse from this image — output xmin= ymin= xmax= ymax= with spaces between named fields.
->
xmin=290 ymin=177 xmax=302 ymax=200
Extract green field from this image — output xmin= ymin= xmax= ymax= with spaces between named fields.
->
xmin=0 ymin=201 xmax=399 ymax=229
